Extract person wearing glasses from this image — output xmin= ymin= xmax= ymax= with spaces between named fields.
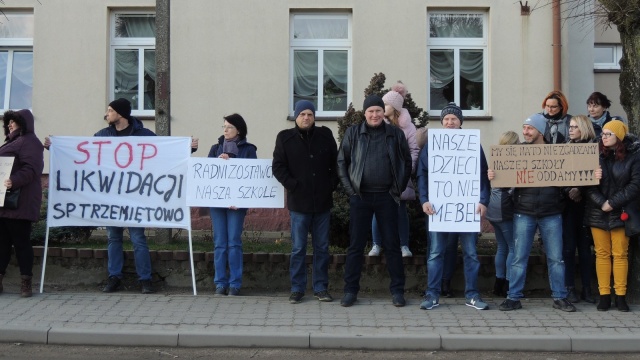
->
xmin=584 ymin=120 xmax=640 ymax=312
xmin=541 ymin=90 xmax=572 ymax=144
xmin=208 ymin=114 xmax=257 ymax=296
xmin=562 ymin=115 xmax=597 ymax=304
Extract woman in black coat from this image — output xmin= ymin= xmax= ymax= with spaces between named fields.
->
xmin=585 ymin=120 xmax=640 ymax=312
xmin=0 ymin=110 xmax=44 ymax=298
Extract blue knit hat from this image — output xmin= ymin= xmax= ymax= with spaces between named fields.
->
xmin=294 ymin=100 xmax=316 ymax=119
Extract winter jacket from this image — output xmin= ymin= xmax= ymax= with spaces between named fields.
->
xmin=391 ymin=108 xmax=419 ymax=201
xmin=0 ymin=110 xmax=44 ymax=222
xmin=94 ymin=116 xmax=156 ymax=137
xmin=272 ymin=124 xmax=338 ymax=213
xmin=584 ymin=135 xmax=640 ymax=231
xmin=337 ymin=121 xmax=411 ymax=203
xmin=542 ymin=112 xmax=572 ymax=144
xmin=208 ymin=135 xmax=257 ymax=160
xmin=416 ymin=142 xmax=490 ymax=207
xmin=485 ymin=187 xmax=513 ymax=223
xmin=589 ymin=111 xmax=625 ymax=139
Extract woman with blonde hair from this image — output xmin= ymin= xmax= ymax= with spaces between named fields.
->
xmin=562 ymin=115 xmax=597 ymax=303
xmin=486 ymin=131 xmax=519 ymax=297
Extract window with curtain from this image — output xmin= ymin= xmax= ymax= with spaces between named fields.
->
xmin=111 ymin=12 xmax=156 ymax=114
xmin=428 ymin=12 xmax=487 ymax=116
xmin=290 ymin=13 xmax=351 ymax=117
xmin=0 ymin=13 xmax=34 ymax=111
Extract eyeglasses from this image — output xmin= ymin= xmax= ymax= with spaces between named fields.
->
xmin=545 ymin=105 xmax=560 ymax=109
xmin=601 ymin=132 xmax=615 ymax=138
xmin=568 ymin=125 xmax=579 ymax=130
xmin=221 ymin=125 xmax=236 ymax=130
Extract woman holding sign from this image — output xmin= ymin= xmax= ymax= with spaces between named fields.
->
xmin=584 ymin=120 xmax=640 ymax=312
xmin=0 ymin=110 xmax=44 ymax=298
xmin=208 ymin=114 xmax=257 ymax=296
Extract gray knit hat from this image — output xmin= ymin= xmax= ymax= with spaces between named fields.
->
xmin=523 ymin=113 xmax=547 ymax=135
xmin=440 ymin=102 xmax=463 ymax=124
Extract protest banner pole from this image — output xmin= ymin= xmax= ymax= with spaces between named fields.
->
xmin=39 ymin=226 xmax=50 ymax=293
xmin=188 ymin=227 xmax=197 ymax=295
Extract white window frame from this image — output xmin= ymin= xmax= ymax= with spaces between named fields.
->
xmin=109 ymin=10 xmax=156 ymax=116
xmin=289 ymin=13 xmax=352 ymax=118
xmin=427 ymin=10 xmax=489 ymax=117
xmin=594 ymin=44 xmax=622 ymax=70
xmin=0 ymin=12 xmax=34 ymax=111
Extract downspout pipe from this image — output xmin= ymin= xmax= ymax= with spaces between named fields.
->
xmin=552 ymin=0 xmax=562 ymax=91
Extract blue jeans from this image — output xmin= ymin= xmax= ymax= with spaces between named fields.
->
xmin=289 ymin=210 xmax=330 ymax=294
xmin=426 ymin=231 xmax=480 ymax=299
xmin=372 ymin=200 xmax=409 ymax=247
xmin=210 ymin=207 xmax=247 ymax=289
xmin=509 ymin=213 xmax=567 ymax=300
xmin=490 ymin=220 xmax=514 ymax=280
xmin=107 ymin=226 xmax=152 ymax=281
xmin=344 ymin=192 xmax=405 ymax=295
xmin=562 ymin=202 xmax=593 ymax=289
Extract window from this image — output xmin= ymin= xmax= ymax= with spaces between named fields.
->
xmin=427 ymin=11 xmax=488 ymax=116
xmin=110 ymin=12 xmax=156 ymax=115
xmin=290 ymin=13 xmax=351 ymax=117
xmin=0 ymin=12 xmax=34 ymax=111
xmin=594 ymin=44 xmax=622 ymax=71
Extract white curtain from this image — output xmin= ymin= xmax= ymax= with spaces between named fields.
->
xmin=293 ymin=50 xmax=347 ymax=110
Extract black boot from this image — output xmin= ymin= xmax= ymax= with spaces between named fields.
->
xmin=597 ymin=294 xmax=611 ymax=311
xmin=617 ymin=295 xmax=630 ymax=312
xmin=493 ymin=278 xmax=506 ymax=297
xmin=567 ymin=287 xmax=580 ymax=303
xmin=441 ymin=279 xmax=453 ymax=298
xmin=581 ymin=287 xmax=596 ymax=304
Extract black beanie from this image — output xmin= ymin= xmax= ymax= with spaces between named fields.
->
xmin=109 ymin=98 xmax=132 ymax=120
xmin=224 ymin=113 xmax=248 ymax=139
xmin=363 ymin=95 xmax=385 ymax=112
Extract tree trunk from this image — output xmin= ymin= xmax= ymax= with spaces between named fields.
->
xmin=618 ymin=25 xmax=640 ymax=132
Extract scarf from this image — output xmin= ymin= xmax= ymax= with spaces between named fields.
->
xmin=222 ymin=136 xmax=240 ymax=158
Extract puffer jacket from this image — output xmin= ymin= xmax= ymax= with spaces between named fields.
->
xmin=0 ymin=110 xmax=44 ymax=222
xmin=337 ymin=121 xmax=411 ymax=203
xmin=485 ymin=187 xmax=513 ymax=223
xmin=584 ymin=135 xmax=640 ymax=231
xmin=513 ymin=186 xmax=565 ymax=217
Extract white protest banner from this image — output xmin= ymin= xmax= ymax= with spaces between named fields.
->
xmin=428 ymin=129 xmax=481 ymax=232
xmin=0 ymin=157 xmax=15 ymax=206
xmin=47 ymin=136 xmax=191 ymax=228
xmin=186 ymin=158 xmax=284 ymax=208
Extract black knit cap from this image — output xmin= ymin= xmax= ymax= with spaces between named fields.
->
xmin=224 ymin=113 xmax=248 ymax=140
xmin=363 ymin=95 xmax=385 ymax=112
xmin=109 ymin=98 xmax=132 ymax=120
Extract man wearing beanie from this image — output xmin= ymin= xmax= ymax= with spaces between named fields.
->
xmin=416 ymin=102 xmax=490 ymax=311
xmin=272 ymin=100 xmax=338 ymax=304
xmin=337 ymin=94 xmax=411 ymax=307
xmin=495 ymin=114 xmax=575 ymax=312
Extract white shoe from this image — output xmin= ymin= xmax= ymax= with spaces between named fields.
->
xmin=368 ymin=244 xmax=381 ymax=256
xmin=401 ymin=246 xmax=413 ymax=257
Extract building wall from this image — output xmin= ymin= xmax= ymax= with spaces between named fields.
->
xmin=594 ymin=22 xmax=626 ymax=119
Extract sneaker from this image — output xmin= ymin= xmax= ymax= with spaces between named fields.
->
xmin=368 ymin=245 xmax=381 ymax=256
xmin=215 ymin=287 xmax=228 ymax=296
xmin=340 ymin=293 xmax=357 ymax=307
xmin=314 ymin=290 xmax=333 ymax=302
xmin=499 ymin=299 xmax=522 ymax=311
xmin=466 ymin=296 xmax=489 ymax=310
xmin=140 ymin=280 xmax=155 ymax=294
xmin=420 ymin=294 xmax=439 ymax=310
xmin=102 ymin=276 xmax=121 ymax=293
xmin=401 ymin=246 xmax=413 ymax=257
xmin=553 ymin=298 xmax=576 ymax=312
xmin=566 ymin=287 xmax=580 ymax=303
xmin=392 ymin=293 xmax=406 ymax=307
xmin=228 ymin=287 xmax=240 ymax=296
xmin=289 ymin=291 xmax=304 ymax=304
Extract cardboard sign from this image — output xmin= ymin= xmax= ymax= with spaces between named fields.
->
xmin=0 ymin=156 xmax=15 ymax=206
xmin=427 ymin=129 xmax=481 ymax=232
xmin=186 ymin=158 xmax=284 ymax=208
xmin=47 ymin=136 xmax=191 ymax=228
xmin=489 ymin=143 xmax=599 ymax=187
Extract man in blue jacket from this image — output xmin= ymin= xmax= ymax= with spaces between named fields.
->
xmin=272 ymin=100 xmax=338 ymax=304
xmin=417 ymin=103 xmax=490 ymax=311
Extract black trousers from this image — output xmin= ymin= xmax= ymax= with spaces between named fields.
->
xmin=0 ymin=218 xmax=34 ymax=276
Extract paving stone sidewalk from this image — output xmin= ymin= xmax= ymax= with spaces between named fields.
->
xmin=0 ymin=292 xmax=639 ymax=352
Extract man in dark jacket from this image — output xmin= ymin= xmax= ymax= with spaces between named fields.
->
xmin=272 ymin=100 xmax=338 ymax=304
xmin=497 ymin=113 xmax=575 ymax=312
xmin=337 ymin=95 xmax=411 ymax=307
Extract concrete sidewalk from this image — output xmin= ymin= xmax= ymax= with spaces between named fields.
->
xmin=1 ymin=290 xmax=639 ymax=352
